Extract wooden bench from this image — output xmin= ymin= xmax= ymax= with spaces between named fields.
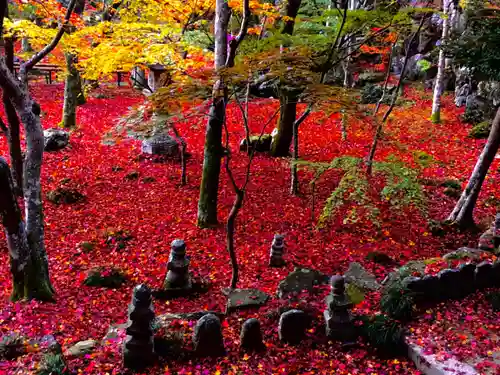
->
xmin=13 ymin=61 xmax=128 ymax=86
xmin=13 ymin=62 xmax=60 ymax=84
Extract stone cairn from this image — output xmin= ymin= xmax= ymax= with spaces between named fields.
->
xmin=123 ymin=284 xmax=155 ymax=370
xmin=324 ymin=275 xmax=357 ymax=346
xmin=193 ymin=313 xmax=225 ymax=357
xmin=269 ymin=234 xmax=285 ymax=267
xmin=164 ymin=239 xmax=192 ymax=294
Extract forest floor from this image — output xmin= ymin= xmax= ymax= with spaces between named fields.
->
xmin=0 ymin=82 xmax=498 ymax=374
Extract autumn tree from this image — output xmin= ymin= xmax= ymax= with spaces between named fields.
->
xmin=0 ymin=0 xmax=78 ymax=301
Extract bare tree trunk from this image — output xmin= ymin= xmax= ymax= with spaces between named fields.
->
xmin=198 ymin=0 xmax=250 ymax=227
xmin=431 ymin=0 xmax=450 ymax=123
xmin=448 ymin=108 xmax=500 ymax=227
xmin=290 ymin=115 xmax=299 ymax=194
xmin=62 ymin=53 xmax=84 ymax=128
xmin=197 ymin=0 xmax=229 ymax=228
xmin=270 ymin=0 xmax=302 ymax=157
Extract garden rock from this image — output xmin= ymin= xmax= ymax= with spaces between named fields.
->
xmin=44 ymin=128 xmax=69 ymax=152
xmin=344 ymin=262 xmax=380 ymax=291
xmin=278 ymin=309 xmax=308 ymax=345
xmin=46 ymin=187 xmax=85 ymax=205
xmin=475 ymin=262 xmax=494 ymax=289
xmin=357 ymin=71 xmax=386 ymax=86
xmin=0 ymin=334 xmax=26 ymax=360
xmin=226 ymin=288 xmax=269 ymax=312
xmin=277 ymin=267 xmax=329 ymax=298
xmin=239 ymin=134 xmax=272 ymax=153
xmin=240 ymin=318 xmax=265 ymax=352
xmin=443 ymin=247 xmax=489 ymax=261
xmin=193 ymin=314 xmax=225 ymax=357
xmin=478 ymin=229 xmax=497 ymax=252
xmin=437 ymin=269 xmax=462 ymax=300
xmin=141 ymin=134 xmax=185 ymax=159
xmin=158 ymin=311 xmax=224 ymax=324
xmin=64 ymin=339 xmax=97 ymax=358
xmin=456 ymin=263 xmax=477 ymax=297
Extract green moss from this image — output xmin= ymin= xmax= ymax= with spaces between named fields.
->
xmin=79 ymin=241 xmax=95 ymax=253
xmin=412 ymin=150 xmax=435 ymax=168
xmin=440 ymin=179 xmax=461 ymax=190
xmin=430 ymin=112 xmax=440 ymax=124
xmin=37 ymin=353 xmax=70 ymax=375
xmin=469 ymin=121 xmax=491 ymax=139
xmin=443 ymin=187 xmax=461 ymax=198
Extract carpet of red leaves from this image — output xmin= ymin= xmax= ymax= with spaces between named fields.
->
xmin=0 ymin=83 xmax=498 ymax=374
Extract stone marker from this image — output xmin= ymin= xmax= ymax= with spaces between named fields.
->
xmin=278 ymin=309 xmax=308 ymax=345
xmin=193 ymin=313 xmax=225 ymax=357
xmin=123 ymin=284 xmax=155 ymax=370
xmin=240 ymin=318 xmax=265 ymax=352
xmin=324 ymin=275 xmax=357 ymax=345
xmin=437 ymin=269 xmax=462 ymax=300
xmin=164 ymin=239 xmax=192 ymax=294
xmin=269 ymin=234 xmax=285 ymax=267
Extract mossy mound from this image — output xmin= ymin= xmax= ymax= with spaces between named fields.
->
xmin=239 ymin=134 xmax=272 ymax=153
xmin=469 ymin=121 xmax=491 ymax=139
xmin=46 ymin=187 xmax=85 ymax=205
xmin=366 ymin=251 xmax=395 ymax=265
xmin=84 ymin=266 xmax=127 ymax=288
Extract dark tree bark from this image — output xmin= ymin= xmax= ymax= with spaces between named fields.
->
xmin=2 ymin=37 xmax=23 ymax=194
xmin=0 ymin=158 xmax=54 ymax=301
xmin=448 ymin=108 xmax=500 ymax=227
xmin=270 ymin=0 xmax=302 ymax=157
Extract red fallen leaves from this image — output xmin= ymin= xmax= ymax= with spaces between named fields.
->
xmin=0 ymin=82 xmax=497 ymax=374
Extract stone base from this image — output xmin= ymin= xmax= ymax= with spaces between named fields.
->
xmin=269 ymin=258 xmax=286 ymax=267
xmin=324 ymin=310 xmax=357 ymax=345
xmin=160 ymin=278 xmax=193 ymax=299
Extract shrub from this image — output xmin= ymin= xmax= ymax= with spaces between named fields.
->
xmin=380 ymin=278 xmax=416 ymax=321
xmin=357 ymin=314 xmax=407 ymax=357
xmin=361 ymin=84 xmax=383 ymax=104
xmin=440 ymin=179 xmax=461 ymax=190
xmin=469 ymin=121 xmax=491 ymax=139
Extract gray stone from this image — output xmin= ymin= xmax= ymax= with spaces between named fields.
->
xmin=278 ymin=309 xmax=308 ymax=345
xmin=157 ymin=311 xmax=224 ymax=324
xmin=193 ymin=314 xmax=225 ymax=357
xmin=226 ymin=288 xmax=269 ymax=312
xmin=64 ymin=339 xmax=97 ymax=358
xmin=102 ymin=324 xmax=127 ymax=345
xmin=277 ymin=267 xmax=329 ymax=298
xmin=141 ymin=133 xmax=185 ymax=158
xmin=240 ymin=318 xmax=265 ymax=352
xmin=44 ymin=128 xmax=69 ymax=152
xmin=475 ymin=262 xmax=494 ymax=289
xmin=344 ymin=262 xmax=380 ymax=291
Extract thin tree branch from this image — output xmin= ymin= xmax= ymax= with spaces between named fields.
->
xmin=374 ymin=34 xmax=399 ymax=116
xmin=226 ymin=0 xmax=251 ymax=67
xmin=19 ymin=0 xmax=78 ymax=80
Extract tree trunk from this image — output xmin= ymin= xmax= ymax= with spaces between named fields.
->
xmin=448 ymin=108 xmax=500 ymax=227
xmin=431 ymin=0 xmax=450 ymax=124
xmin=0 ymin=158 xmax=54 ymax=301
xmin=272 ymin=94 xmax=297 ymax=156
xmin=3 ymin=38 xmax=23 ymax=194
xmin=290 ymin=115 xmax=299 ymax=194
xmin=197 ymin=0 xmax=230 ymax=227
xmin=62 ymin=53 xmax=84 ymax=128
xmin=270 ymin=0 xmax=302 ymax=157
